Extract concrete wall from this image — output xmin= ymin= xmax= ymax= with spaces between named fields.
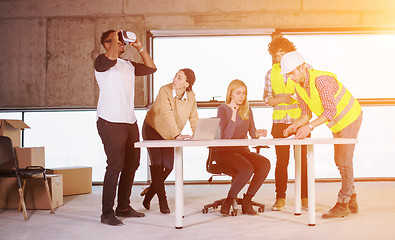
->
xmin=1 ymin=0 xmax=394 ymax=109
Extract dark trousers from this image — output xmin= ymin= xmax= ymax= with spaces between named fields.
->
xmin=271 ymin=123 xmax=308 ymax=199
xmin=97 ymin=118 xmax=140 ymax=216
xmin=214 ymin=148 xmax=271 ymax=198
xmin=142 ymin=121 xmax=174 ymax=170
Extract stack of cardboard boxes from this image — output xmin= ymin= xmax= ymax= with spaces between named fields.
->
xmin=0 ymin=119 xmax=92 ymax=210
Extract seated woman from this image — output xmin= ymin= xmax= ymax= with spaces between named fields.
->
xmin=215 ymin=79 xmax=271 ymax=216
xmin=142 ymin=68 xmax=199 ymax=214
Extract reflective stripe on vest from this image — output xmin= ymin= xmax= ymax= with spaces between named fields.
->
xmin=295 ymin=69 xmax=361 ymax=133
xmin=270 ymin=63 xmax=301 ymax=120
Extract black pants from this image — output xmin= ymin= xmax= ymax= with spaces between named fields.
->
xmin=142 ymin=121 xmax=174 ymax=170
xmin=97 ymin=118 xmax=140 ymax=216
xmin=214 ymin=147 xmax=271 ymax=198
xmin=271 ymin=123 xmax=308 ymax=198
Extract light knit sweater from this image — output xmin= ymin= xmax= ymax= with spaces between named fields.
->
xmin=144 ymin=83 xmax=199 ymax=140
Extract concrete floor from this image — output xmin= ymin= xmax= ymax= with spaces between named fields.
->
xmin=1 ymin=181 xmax=395 ymax=240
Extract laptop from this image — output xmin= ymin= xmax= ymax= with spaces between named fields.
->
xmin=191 ymin=118 xmax=221 ymax=140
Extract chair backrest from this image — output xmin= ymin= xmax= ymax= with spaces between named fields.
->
xmin=0 ymin=136 xmax=17 ymax=169
xmin=206 ymin=147 xmax=237 ymax=177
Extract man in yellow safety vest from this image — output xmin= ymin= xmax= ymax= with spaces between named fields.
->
xmin=281 ymin=51 xmax=363 ymax=219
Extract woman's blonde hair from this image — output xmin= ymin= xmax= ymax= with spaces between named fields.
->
xmin=225 ymin=79 xmax=250 ymax=120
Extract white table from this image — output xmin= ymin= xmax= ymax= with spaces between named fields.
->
xmin=135 ymin=137 xmax=358 ymax=228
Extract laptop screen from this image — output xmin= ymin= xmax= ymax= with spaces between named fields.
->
xmin=192 ymin=118 xmax=220 ymax=140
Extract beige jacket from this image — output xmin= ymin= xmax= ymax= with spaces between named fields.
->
xmin=145 ymin=83 xmax=199 ymax=139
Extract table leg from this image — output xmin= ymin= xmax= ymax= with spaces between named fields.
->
xmin=294 ymin=145 xmax=301 ymax=215
xmin=174 ymin=147 xmax=184 ymax=229
xmin=307 ymin=144 xmax=316 ymax=226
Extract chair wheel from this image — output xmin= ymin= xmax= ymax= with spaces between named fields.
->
xmin=258 ymin=207 xmax=264 ymax=213
xmin=202 ymin=208 xmax=208 ymax=214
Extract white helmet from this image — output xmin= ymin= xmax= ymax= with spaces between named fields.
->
xmin=280 ymin=51 xmax=305 ymax=75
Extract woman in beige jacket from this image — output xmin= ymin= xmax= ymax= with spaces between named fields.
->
xmin=141 ymin=68 xmax=199 ymax=214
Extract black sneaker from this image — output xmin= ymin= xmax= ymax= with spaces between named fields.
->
xmin=101 ymin=214 xmax=124 ymax=226
xmin=116 ymin=206 xmax=145 ymax=218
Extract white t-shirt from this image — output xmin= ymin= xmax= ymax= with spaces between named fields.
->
xmin=95 ymin=58 xmax=137 ymax=124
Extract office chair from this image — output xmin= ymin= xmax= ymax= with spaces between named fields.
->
xmin=0 ymin=136 xmax=55 ymax=220
xmin=202 ymin=145 xmax=269 ymax=216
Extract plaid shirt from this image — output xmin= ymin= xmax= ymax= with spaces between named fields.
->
xmin=263 ymin=64 xmax=312 ymax=124
xmin=296 ymin=70 xmax=339 ymax=121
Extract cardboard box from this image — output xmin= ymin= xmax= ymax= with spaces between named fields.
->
xmin=0 ymin=119 xmax=30 ymax=147
xmin=15 ymin=147 xmax=45 ymax=168
xmin=47 ymin=166 xmax=92 ymax=196
xmin=0 ymin=174 xmax=63 ymax=210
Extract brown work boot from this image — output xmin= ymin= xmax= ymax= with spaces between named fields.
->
xmin=272 ymin=198 xmax=285 ymax=211
xmin=348 ymin=194 xmax=359 ymax=214
xmin=322 ymin=202 xmax=350 ymax=219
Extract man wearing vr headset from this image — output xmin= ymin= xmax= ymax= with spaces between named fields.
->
xmin=95 ymin=30 xmax=156 ymax=226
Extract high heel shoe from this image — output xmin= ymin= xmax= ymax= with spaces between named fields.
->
xmin=220 ymin=196 xmax=236 ymax=216
xmin=242 ymin=194 xmax=257 ymax=215
xmin=142 ymin=186 xmax=155 ymax=210
xmin=158 ymin=195 xmax=170 ymax=214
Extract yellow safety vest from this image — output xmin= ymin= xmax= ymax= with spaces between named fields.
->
xmin=270 ymin=63 xmax=301 ymax=120
xmin=295 ymin=69 xmax=362 ymax=133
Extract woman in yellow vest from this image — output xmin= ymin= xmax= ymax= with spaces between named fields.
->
xmin=281 ymin=51 xmax=363 ymax=219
